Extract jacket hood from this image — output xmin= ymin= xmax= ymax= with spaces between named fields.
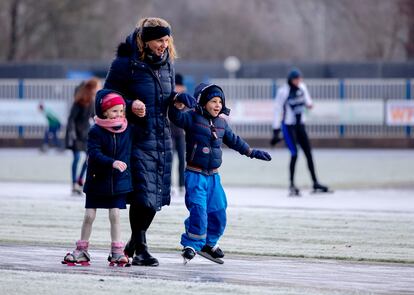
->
xmin=116 ymin=30 xmax=139 ymax=59
xmin=95 ymin=89 xmax=125 ymax=119
xmin=193 ymin=83 xmax=230 ymax=116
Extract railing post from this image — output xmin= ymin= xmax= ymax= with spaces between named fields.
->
xmin=272 ymin=79 xmax=277 ymax=99
xmin=18 ymin=79 xmax=24 ymax=138
xmin=339 ymin=79 xmax=345 ymax=137
xmin=406 ymin=79 xmax=411 ymax=137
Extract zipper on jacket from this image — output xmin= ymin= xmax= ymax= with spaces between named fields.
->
xmin=190 ymin=143 xmax=198 ymax=163
xmin=208 ymin=119 xmax=217 ymax=169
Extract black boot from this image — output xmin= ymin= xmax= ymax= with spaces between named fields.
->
xmin=124 ymin=236 xmax=135 ymax=258
xmin=313 ymin=182 xmax=329 ymax=193
xmin=131 ymin=231 xmax=159 ymax=266
xmin=289 ymin=184 xmax=301 ymax=197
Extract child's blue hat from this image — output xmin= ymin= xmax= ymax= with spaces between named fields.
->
xmin=194 ymin=83 xmax=230 ymax=116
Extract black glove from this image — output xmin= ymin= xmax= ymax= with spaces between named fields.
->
xmin=249 ymin=149 xmax=272 ymax=161
xmin=270 ymin=129 xmax=281 ymax=146
xmin=175 ymin=92 xmax=197 ymax=109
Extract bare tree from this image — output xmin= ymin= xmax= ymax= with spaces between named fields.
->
xmin=0 ymin=0 xmax=411 ymax=62
xmin=399 ymin=0 xmax=414 ymax=59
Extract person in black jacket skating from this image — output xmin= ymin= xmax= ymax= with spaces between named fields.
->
xmin=63 ymin=89 xmax=132 ymax=267
xmin=104 ymin=17 xmax=195 ymax=266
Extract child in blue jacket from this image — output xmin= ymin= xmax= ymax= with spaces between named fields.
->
xmin=169 ymin=83 xmax=272 ymax=263
xmin=63 ymin=89 xmax=132 ymax=266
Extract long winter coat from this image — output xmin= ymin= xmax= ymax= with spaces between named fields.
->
xmin=83 ymin=89 xmax=133 ymax=197
xmin=103 ymin=30 xmax=175 ymax=211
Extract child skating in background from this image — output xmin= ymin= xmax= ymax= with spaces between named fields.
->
xmin=63 ymin=90 xmax=133 ymax=267
xmin=38 ymin=102 xmax=62 ymax=151
xmin=169 ymin=83 xmax=272 ymax=264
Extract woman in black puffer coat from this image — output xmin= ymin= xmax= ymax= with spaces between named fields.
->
xmin=104 ymin=17 xmax=194 ymax=266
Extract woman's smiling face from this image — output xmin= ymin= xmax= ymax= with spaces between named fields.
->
xmin=146 ymin=35 xmax=170 ymax=56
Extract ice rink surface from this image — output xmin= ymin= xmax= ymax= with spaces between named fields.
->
xmin=0 ymin=148 xmax=413 ymax=294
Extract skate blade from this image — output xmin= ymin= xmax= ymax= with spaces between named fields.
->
xmin=197 ymin=251 xmax=224 ymax=264
xmin=109 ymin=261 xmax=131 ymax=267
xmin=62 ymin=260 xmax=90 ymax=266
xmin=311 ymin=190 xmax=334 ymax=194
xmin=182 ymin=257 xmax=189 ymax=265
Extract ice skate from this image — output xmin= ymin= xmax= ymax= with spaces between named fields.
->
xmin=62 ymin=240 xmax=90 ymax=266
xmin=182 ymin=246 xmax=196 ymax=265
xmin=312 ymin=182 xmax=332 ymax=194
xmin=108 ymin=253 xmax=130 ymax=267
xmin=288 ymin=185 xmax=301 ymax=197
xmin=197 ymin=245 xmax=224 ymax=264
xmin=108 ymin=242 xmax=131 ymax=267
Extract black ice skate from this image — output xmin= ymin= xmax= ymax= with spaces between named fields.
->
xmin=182 ymin=247 xmax=196 ymax=265
xmin=288 ymin=185 xmax=301 ymax=197
xmin=312 ymin=182 xmax=332 ymax=194
xmin=197 ymin=245 xmax=224 ymax=264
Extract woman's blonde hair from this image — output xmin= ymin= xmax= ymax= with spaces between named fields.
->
xmin=136 ymin=17 xmax=177 ymax=62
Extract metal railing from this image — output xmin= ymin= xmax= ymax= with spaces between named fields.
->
xmin=0 ymin=78 xmax=412 ymax=139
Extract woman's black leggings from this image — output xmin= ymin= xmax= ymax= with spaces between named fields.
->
xmin=129 ymin=203 xmax=156 ymax=235
xmin=282 ymin=123 xmax=317 ymax=186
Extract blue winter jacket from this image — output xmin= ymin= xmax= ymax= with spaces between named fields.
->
xmin=103 ymin=30 xmax=174 ymax=210
xmin=168 ymin=107 xmax=250 ymax=173
xmin=83 ymin=89 xmax=133 ymax=196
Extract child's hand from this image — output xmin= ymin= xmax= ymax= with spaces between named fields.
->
xmin=113 ymin=160 xmax=127 ymax=172
xmin=132 ymin=99 xmax=146 ymax=117
xmin=249 ymin=149 xmax=272 ymax=161
xmin=174 ymin=101 xmax=186 ymax=110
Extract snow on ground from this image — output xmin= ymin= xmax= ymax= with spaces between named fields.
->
xmin=0 ymin=148 xmax=413 ymax=294
xmin=1 ymin=148 xmax=414 ymax=189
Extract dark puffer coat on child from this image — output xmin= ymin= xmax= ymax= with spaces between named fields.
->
xmin=83 ymin=89 xmax=133 ymax=198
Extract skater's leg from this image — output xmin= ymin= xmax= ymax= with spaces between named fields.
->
xmin=129 ymin=203 xmax=158 ymax=266
xmin=71 ymin=150 xmax=81 ymax=193
xmin=176 ymin=135 xmax=186 ymax=189
xmin=289 ymin=155 xmax=298 ymax=187
xmin=80 ymin=208 xmax=96 ymax=241
xmin=78 ymin=153 xmax=87 ymax=186
xmin=296 ymin=124 xmax=318 ymax=184
xmin=205 ymin=174 xmax=227 ymax=248
xmin=109 ymin=208 xmax=121 ymax=242
xmin=180 ymin=171 xmax=208 ymax=252
xmin=50 ymin=125 xmax=60 ymax=148
xmin=283 ymin=124 xmax=300 ymax=194
xmin=126 ymin=202 xmax=153 ymax=257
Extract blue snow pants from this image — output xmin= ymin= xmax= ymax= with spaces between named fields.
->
xmin=180 ymin=170 xmax=227 ymax=251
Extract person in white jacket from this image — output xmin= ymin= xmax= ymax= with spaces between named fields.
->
xmin=270 ymin=68 xmax=329 ymax=196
